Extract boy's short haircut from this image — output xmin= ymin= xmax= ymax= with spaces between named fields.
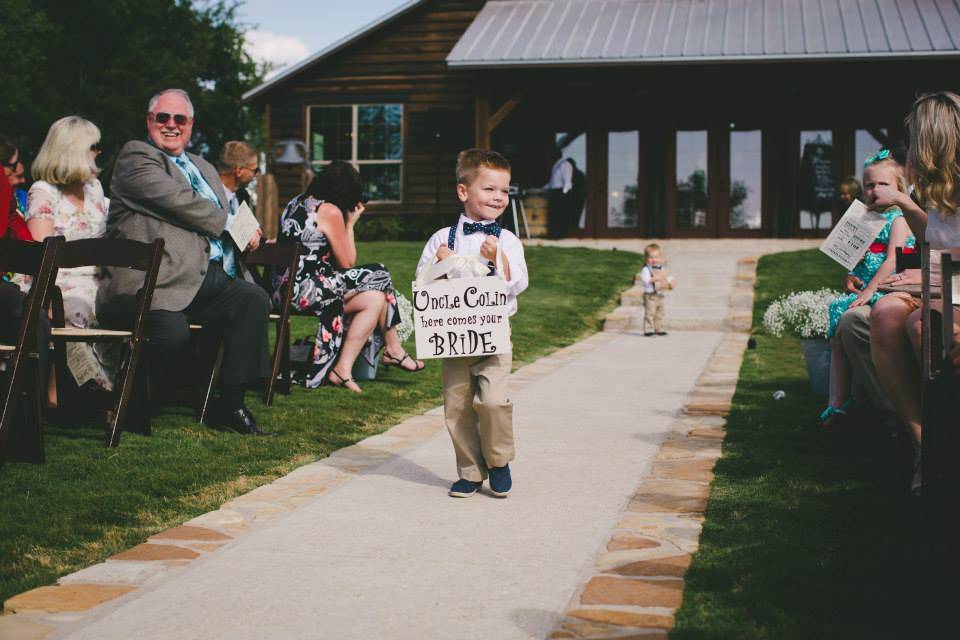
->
xmin=644 ymin=243 xmax=661 ymax=259
xmin=839 ymin=176 xmax=862 ymax=198
xmin=456 ymin=148 xmax=511 ymax=186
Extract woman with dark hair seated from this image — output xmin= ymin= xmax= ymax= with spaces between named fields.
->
xmin=274 ymin=160 xmax=424 ymax=393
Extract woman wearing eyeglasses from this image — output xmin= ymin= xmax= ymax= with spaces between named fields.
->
xmin=25 ymin=116 xmax=116 ymax=399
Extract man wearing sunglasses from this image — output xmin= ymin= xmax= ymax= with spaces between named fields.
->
xmin=99 ymin=88 xmax=274 ymax=436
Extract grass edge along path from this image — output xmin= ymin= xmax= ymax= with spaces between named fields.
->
xmin=0 ymin=242 xmax=644 ymax=607
xmin=670 ymin=249 xmax=947 ymax=640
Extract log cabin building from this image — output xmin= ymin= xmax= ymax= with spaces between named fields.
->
xmin=243 ymin=0 xmax=960 ymax=238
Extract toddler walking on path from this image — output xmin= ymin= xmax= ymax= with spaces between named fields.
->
xmin=639 ymin=243 xmax=675 ymax=336
xmin=416 ymin=149 xmax=529 ymax=499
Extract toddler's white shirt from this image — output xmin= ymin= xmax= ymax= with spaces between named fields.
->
xmin=416 ymin=214 xmax=529 ymax=317
xmin=639 ymin=265 xmax=660 ymax=294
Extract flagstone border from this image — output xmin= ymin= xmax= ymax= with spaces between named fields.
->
xmin=0 ymin=332 xmax=619 ymax=639
xmin=546 ymin=257 xmax=757 ymax=639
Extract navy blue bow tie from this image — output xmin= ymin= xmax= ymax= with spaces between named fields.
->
xmin=463 ymin=221 xmax=501 ymax=237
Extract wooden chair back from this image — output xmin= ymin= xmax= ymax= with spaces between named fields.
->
xmin=241 ymin=242 xmax=301 ymax=405
xmin=920 ymin=246 xmax=960 ymax=524
xmin=49 ymin=238 xmax=164 ymax=447
xmin=0 ymin=236 xmax=63 ymax=462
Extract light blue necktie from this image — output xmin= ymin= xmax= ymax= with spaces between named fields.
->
xmin=173 ymin=156 xmax=236 ymax=277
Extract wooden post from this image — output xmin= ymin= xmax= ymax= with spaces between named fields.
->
xmin=475 ymin=95 xmax=490 ymax=149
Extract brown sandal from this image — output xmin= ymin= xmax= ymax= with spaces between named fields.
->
xmin=382 ymin=351 xmax=425 ymax=372
xmin=328 ymin=368 xmax=362 ymax=393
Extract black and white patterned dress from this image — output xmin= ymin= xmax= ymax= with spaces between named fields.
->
xmin=274 ymin=195 xmax=401 ymax=388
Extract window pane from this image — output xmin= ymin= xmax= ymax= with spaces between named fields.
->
xmin=358 ymin=105 xmax=403 ymax=161
xmin=799 ymin=130 xmax=834 ymax=230
xmin=608 ymin=131 xmax=639 ymax=228
xmin=855 ymin=128 xmax=888 ymax=185
xmin=730 ymin=130 xmax=762 ymax=230
xmin=359 ymin=164 xmax=401 ymax=202
xmin=309 ymin=106 xmax=352 ymax=163
xmin=676 ymin=131 xmax=708 ymax=230
xmin=555 ymin=132 xmax=587 ymax=228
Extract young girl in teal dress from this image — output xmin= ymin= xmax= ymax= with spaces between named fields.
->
xmin=822 ymin=152 xmax=915 ymax=426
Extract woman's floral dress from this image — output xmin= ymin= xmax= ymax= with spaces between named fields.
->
xmin=827 ymin=207 xmax=916 ymax=337
xmin=274 ymin=195 xmax=402 ymax=388
xmin=26 ymin=179 xmax=117 ymax=389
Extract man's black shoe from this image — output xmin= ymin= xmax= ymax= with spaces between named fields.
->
xmin=206 ymin=407 xmax=277 ymax=436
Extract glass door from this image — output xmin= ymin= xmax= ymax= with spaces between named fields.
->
xmin=725 ymin=130 xmax=763 ymax=233
xmin=670 ymin=130 xmax=711 ymax=235
xmin=607 ymin=131 xmax=639 ymax=230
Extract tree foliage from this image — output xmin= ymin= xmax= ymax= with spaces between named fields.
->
xmin=0 ymin=0 xmax=263 ymax=186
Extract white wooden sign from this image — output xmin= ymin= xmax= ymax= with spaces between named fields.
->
xmin=819 ymin=199 xmax=889 ymax=270
xmin=412 ymin=276 xmax=511 ymax=359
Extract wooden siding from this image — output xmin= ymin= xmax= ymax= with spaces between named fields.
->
xmin=254 ymin=0 xmax=485 ymax=214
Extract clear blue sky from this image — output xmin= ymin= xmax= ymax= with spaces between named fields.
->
xmin=238 ymin=0 xmax=409 ymax=73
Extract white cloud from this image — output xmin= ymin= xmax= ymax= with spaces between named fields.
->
xmin=245 ymin=30 xmax=310 ymax=77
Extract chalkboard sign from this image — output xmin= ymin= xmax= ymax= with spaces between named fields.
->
xmin=799 ymin=139 xmax=836 ymax=213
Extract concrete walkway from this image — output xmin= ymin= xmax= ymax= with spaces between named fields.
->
xmin=1 ymin=239 xmax=819 ymax=640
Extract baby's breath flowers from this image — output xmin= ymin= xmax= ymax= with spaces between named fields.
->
xmin=762 ymin=288 xmax=839 ymax=339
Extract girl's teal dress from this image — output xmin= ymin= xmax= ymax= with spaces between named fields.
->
xmin=827 ymin=208 xmax=915 ymax=337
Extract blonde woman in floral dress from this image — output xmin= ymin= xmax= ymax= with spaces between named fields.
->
xmin=26 ymin=116 xmax=115 ymax=399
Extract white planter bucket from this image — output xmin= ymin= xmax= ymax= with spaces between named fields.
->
xmin=799 ymin=338 xmax=831 ymax=397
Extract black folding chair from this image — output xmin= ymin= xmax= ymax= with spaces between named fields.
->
xmin=49 ymin=238 xmax=164 ymax=447
xmin=241 ymin=242 xmax=300 ymax=405
xmin=0 ymin=236 xmax=63 ymax=463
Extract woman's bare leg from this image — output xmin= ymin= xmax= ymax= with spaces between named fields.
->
xmin=871 ymin=296 xmax=922 ymax=445
xmin=828 ymin=335 xmax=850 ymax=410
xmin=328 ymin=291 xmax=386 ymax=393
xmin=379 ymin=300 xmax=424 ymax=370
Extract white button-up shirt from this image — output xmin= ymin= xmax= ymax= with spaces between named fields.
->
xmin=545 ymin=158 xmax=573 ymax=193
xmin=416 ymin=214 xmax=529 ymax=316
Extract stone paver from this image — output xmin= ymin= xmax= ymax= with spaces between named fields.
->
xmin=0 ymin=239 xmax=798 ymax=639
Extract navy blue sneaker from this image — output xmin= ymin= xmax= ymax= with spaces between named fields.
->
xmin=448 ymin=478 xmax=482 ymax=498
xmin=487 ymin=465 xmax=512 ymax=498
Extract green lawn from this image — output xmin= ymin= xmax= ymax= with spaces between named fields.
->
xmin=0 ymin=242 xmax=643 ymax=607
xmin=672 ymin=250 xmax=943 ymax=639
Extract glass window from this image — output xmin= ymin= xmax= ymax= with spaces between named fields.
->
xmin=676 ymin=131 xmax=708 ymax=230
xmin=309 ymin=106 xmax=351 ymax=162
xmin=798 ymin=130 xmax=834 ymax=230
xmin=308 ymin=104 xmax=403 ymax=202
xmin=729 ymin=130 xmax=762 ymax=230
xmin=555 ymin=132 xmax=587 ymax=229
xmin=855 ymin=128 xmax=888 ymax=185
xmin=607 ymin=131 xmax=639 ymax=228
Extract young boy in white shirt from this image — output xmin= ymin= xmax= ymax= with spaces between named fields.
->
xmin=416 ymin=149 xmax=529 ymax=498
xmin=639 ymin=243 xmax=675 ymax=336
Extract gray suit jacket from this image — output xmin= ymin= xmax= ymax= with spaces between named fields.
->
xmin=98 ymin=140 xmax=251 ymax=313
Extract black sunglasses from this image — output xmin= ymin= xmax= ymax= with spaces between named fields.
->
xmin=151 ymin=112 xmax=191 ymax=126
xmin=90 ymin=143 xmax=102 ymax=153
xmin=2 ymin=152 xmax=20 ymax=169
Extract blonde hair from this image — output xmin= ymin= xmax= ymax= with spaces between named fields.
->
xmin=863 ymin=158 xmax=908 ymax=195
xmin=905 ymin=91 xmax=960 ymax=216
xmin=644 ymin=243 xmax=661 ymax=259
xmin=839 ymin=176 xmax=862 ymax=199
xmin=31 ymin=116 xmax=101 ymax=186
xmin=455 ymin=148 xmax=511 ymax=186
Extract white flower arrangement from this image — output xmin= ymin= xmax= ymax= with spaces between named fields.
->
xmin=762 ymin=288 xmax=839 ymax=339
xmin=396 ymin=292 xmax=414 ymax=343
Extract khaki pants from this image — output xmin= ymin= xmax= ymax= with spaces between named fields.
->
xmin=441 ymin=353 xmax=514 ymax=482
xmin=643 ymin=292 xmax=665 ymax=333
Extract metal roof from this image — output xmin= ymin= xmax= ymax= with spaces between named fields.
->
xmin=243 ymin=0 xmax=429 ymax=102
xmin=447 ymin=0 xmax=960 ymax=67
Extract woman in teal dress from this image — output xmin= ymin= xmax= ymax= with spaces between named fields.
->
xmin=822 ymin=153 xmax=914 ymax=426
